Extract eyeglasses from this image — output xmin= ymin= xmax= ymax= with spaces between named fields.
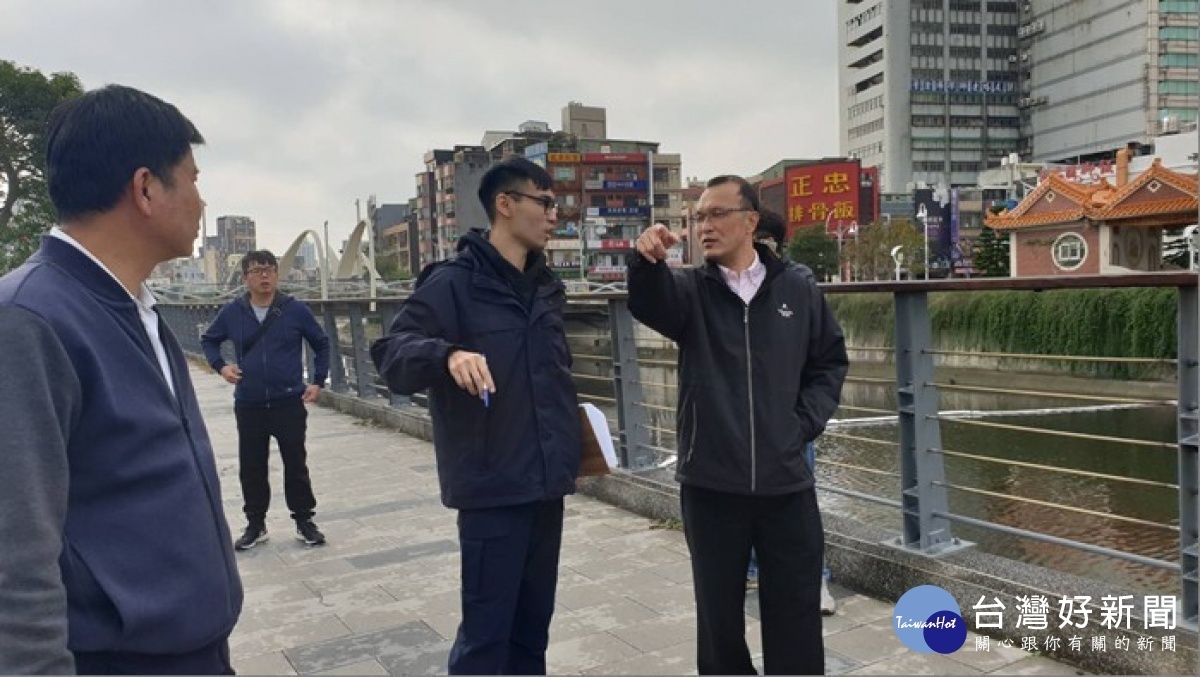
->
xmin=505 ymin=191 xmax=558 ymax=214
xmin=244 ymin=266 xmax=277 ymax=277
xmin=695 ymin=206 xmax=754 ymax=223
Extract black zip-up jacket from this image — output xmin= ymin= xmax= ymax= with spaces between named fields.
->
xmin=627 ymin=243 xmax=848 ymax=495
xmin=370 ymin=230 xmax=581 ymax=510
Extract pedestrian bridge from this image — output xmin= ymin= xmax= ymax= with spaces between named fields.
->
xmin=163 ymin=272 xmax=1200 ymax=675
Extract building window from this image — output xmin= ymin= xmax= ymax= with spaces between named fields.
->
xmin=554 ymin=167 xmax=576 ymax=181
xmin=1052 ymin=233 xmax=1087 ymax=271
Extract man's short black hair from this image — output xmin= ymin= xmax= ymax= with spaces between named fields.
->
xmin=477 ymin=156 xmax=554 ymax=222
xmin=240 ymin=250 xmax=278 ymax=275
xmin=706 ymin=175 xmax=761 ymax=212
xmin=754 ymin=209 xmax=787 ymax=253
xmin=46 ymin=84 xmax=204 ymax=221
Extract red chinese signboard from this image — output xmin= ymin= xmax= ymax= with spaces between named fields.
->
xmin=581 ymin=153 xmax=647 ymax=164
xmin=784 ymin=161 xmax=862 ymax=237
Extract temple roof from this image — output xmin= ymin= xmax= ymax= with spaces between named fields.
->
xmin=985 ymin=160 xmax=1198 ymax=231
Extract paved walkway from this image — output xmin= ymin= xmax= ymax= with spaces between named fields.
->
xmin=191 ymin=366 xmax=1085 ymax=675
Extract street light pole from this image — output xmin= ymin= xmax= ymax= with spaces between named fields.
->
xmin=320 ymin=220 xmax=330 ymax=300
xmin=826 ymin=211 xmax=842 ymax=281
xmin=579 ymin=221 xmax=587 ymax=285
xmin=917 ymin=203 xmax=930 ymax=280
xmin=891 ymin=245 xmax=904 ymax=281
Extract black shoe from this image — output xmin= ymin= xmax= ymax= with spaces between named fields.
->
xmin=296 ymin=520 xmax=326 ymax=546
xmin=235 ymin=524 xmax=268 ymax=550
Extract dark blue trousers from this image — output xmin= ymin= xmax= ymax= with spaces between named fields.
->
xmin=448 ymin=499 xmax=564 ymax=675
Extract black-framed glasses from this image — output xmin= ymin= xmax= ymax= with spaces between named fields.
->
xmin=695 ymin=206 xmax=754 ymax=222
xmin=244 ymin=266 xmax=277 ymax=277
xmin=505 ymin=191 xmax=558 ymax=213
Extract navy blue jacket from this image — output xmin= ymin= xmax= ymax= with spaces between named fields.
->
xmin=201 ymin=292 xmax=330 ymax=408
xmin=370 ymin=230 xmax=582 ymax=510
xmin=0 ymin=236 xmax=243 ymax=666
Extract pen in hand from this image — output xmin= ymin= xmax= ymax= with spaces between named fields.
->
xmin=483 ymin=389 xmax=489 ymax=408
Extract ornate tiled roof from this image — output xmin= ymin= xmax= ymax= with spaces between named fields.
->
xmin=985 ymin=160 xmax=1198 ymax=231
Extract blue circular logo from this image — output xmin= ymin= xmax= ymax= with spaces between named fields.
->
xmin=893 ymin=585 xmax=967 ymax=654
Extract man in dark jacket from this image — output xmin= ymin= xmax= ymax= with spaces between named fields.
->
xmin=371 ymin=157 xmax=580 ymax=675
xmin=0 ymin=85 xmax=243 ymax=675
xmin=628 ymin=175 xmax=848 ymax=675
xmin=202 ymin=249 xmax=331 ymax=549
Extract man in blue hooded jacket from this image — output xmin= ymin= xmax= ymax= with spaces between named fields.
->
xmin=371 ymin=156 xmax=580 ymax=675
xmin=202 ymin=249 xmax=331 ymax=549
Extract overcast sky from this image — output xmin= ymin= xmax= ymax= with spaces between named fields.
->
xmin=4 ymin=0 xmax=841 ymax=253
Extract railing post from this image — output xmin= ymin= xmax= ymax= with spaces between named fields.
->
xmin=347 ymin=302 xmax=375 ymax=398
xmin=377 ymin=301 xmax=411 ymax=406
xmin=894 ymin=290 xmax=959 ymax=554
xmin=321 ymin=303 xmax=348 ymax=393
xmin=608 ymin=298 xmax=652 ymax=470
xmin=1176 ymin=284 xmax=1198 ymax=628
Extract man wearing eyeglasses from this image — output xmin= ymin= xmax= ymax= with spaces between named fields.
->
xmin=627 ymin=175 xmax=848 ymax=675
xmin=202 ymin=249 xmax=331 ymax=550
xmin=372 ymin=156 xmax=579 ymax=675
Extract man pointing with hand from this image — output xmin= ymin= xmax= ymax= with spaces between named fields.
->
xmin=372 ymin=157 xmax=581 ymax=675
xmin=628 ymin=175 xmax=847 ymax=675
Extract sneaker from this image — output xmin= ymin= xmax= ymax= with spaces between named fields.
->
xmin=235 ymin=524 xmax=268 ymax=550
xmin=295 ymin=520 xmax=326 ymax=546
xmin=820 ymin=579 xmax=837 ymax=616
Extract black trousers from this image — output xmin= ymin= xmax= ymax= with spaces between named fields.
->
xmin=681 ymin=484 xmax=825 ymax=675
xmin=73 ymin=635 xmax=233 ymax=675
xmin=235 ymin=400 xmax=317 ymax=523
xmin=448 ymin=499 xmax=564 ymax=675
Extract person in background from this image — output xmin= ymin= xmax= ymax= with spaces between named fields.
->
xmin=202 ymin=249 xmax=331 ymax=550
xmin=749 ymin=209 xmax=837 ymax=616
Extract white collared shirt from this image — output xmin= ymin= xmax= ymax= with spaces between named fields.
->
xmin=718 ymin=252 xmax=767 ymax=305
xmin=50 ymin=227 xmax=176 ymax=397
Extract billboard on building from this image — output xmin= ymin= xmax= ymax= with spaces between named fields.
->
xmin=784 ymin=161 xmax=862 ymax=238
xmin=914 ymin=188 xmax=952 ymax=275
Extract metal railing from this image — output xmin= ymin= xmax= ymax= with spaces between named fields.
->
xmin=159 ymin=271 xmax=1199 ymax=629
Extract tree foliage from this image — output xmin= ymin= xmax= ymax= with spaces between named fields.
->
xmin=971 ymin=226 xmax=1011 ymax=277
xmin=841 ymin=218 xmax=925 ymax=280
xmin=0 ymin=61 xmax=84 ymax=272
xmin=785 ymin=225 xmax=838 ymax=280
xmin=826 ymin=287 xmax=1177 ymax=379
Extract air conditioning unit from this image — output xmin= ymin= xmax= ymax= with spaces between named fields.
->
xmin=1020 ymin=52 xmax=1030 ymax=62
xmin=1008 ymin=54 xmax=1019 ymax=63
xmin=1022 ymin=1 xmax=1032 ymax=11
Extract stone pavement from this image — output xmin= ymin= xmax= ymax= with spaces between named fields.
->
xmin=191 ymin=366 xmax=1086 ymax=675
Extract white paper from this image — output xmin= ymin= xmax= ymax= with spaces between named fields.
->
xmin=580 ymin=403 xmax=618 ymax=469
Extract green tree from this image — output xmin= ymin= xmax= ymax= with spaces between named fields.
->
xmin=0 ymin=61 xmax=84 ymax=272
xmin=842 ymin=218 xmax=925 ymax=280
xmin=786 ymin=225 xmax=838 ymax=280
xmin=546 ymin=130 xmax=578 ymax=153
xmin=971 ymin=226 xmax=1011 ymax=277
xmin=375 ymin=252 xmax=412 ymax=281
